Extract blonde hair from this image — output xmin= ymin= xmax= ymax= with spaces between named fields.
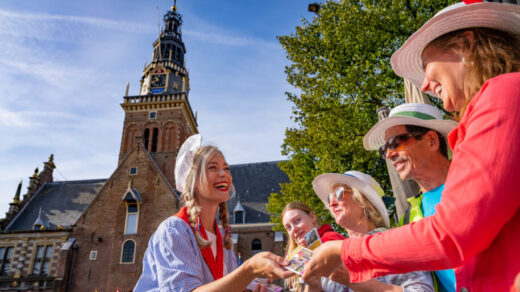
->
xmin=426 ymin=27 xmax=520 ymax=114
xmin=181 ymin=145 xmax=235 ymax=249
xmin=281 ymin=202 xmax=319 ymax=291
xmin=350 ymin=187 xmax=386 ymax=228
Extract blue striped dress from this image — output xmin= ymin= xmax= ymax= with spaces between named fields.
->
xmin=134 ymin=216 xmax=238 ymax=291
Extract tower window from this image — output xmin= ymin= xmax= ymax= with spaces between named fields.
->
xmin=151 ymin=128 xmax=158 ymax=152
xmin=121 ymin=240 xmax=135 ymax=263
xmin=125 ymin=203 xmax=139 ymax=234
xmin=149 ymin=112 xmax=157 ymax=119
xmin=0 ymin=247 xmax=14 ymax=276
xmin=129 ymin=167 xmax=137 ymax=175
xmin=144 ymin=129 xmax=150 ymax=151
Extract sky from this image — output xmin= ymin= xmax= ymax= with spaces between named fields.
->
xmin=0 ymin=0 xmax=316 ymax=216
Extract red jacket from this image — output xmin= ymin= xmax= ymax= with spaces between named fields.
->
xmin=340 ymin=73 xmax=520 ymax=291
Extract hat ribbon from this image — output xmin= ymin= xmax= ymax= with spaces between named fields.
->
xmin=391 ymin=111 xmax=436 ymax=120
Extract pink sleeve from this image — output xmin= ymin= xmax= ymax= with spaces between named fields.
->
xmin=341 ymin=74 xmax=520 ymax=282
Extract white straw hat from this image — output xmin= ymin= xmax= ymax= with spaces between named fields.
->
xmin=363 ymin=103 xmax=458 ymax=150
xmin=391 ymin=2 xmax=520 ymax=92
xmin=313 ymin=171 xmax=389 ymax=228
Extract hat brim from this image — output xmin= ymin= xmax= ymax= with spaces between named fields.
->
xmin=313 ymin=173 xmax=389 ymax=228
xmin=363 ymin=116 xmax=458 ymax=150
xmin=391 ymin=2 xmax=520 ymax=92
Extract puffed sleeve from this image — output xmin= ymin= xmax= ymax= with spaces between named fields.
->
xmin=134 ymin=217 xmax=205 ymax=292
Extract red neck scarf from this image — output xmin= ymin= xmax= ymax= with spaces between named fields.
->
xmin=174 ymin=207 xmax=224 ymax=280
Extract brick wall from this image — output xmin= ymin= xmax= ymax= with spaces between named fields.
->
xmin=70 ymin=144 xmax=181 ymax=292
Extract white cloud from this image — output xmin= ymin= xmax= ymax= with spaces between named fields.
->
xmin=0 ymin=8 xmax=154 ymax=42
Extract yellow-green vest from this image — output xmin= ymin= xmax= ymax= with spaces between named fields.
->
xmin=398 ymin=193 xmax=441 ymax=292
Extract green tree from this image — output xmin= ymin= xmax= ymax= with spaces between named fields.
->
xmin=268 ymin=0 xmax=456 ymax=231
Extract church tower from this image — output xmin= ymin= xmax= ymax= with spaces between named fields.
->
xmin=119 ymin=4 xmax=197 ymax=186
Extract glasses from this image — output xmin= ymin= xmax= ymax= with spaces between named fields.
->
xmin=328 ymin=187 xmax=349 ymax=205
xmin=378 ymin=133 xmax=422 ymax=159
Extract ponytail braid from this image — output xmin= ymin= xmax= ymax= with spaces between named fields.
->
xmin=219 ymin=202 xmax=233 ymax=249
xmin=182 ymin=166 xmax=211 ymax=249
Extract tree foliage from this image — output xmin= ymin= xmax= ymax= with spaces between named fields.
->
xmin=268 ymin=0 xmax=456 ymax=230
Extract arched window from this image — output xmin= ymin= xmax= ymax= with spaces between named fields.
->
xmin=252 ymin=239 xmax=262 ymax=255
xmin=144 ymin=128 xmax=150 ymax=151
xmin=151 ymin=128 xmax=158 ymax=152
xmin=121 ymin=240 xmax=135 ymax=263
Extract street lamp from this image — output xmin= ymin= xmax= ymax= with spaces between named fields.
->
xmin=308 ymin=3 xmax=320 ymax=14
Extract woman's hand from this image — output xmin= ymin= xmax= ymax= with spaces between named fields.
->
xmin=329 ymin=264 xmax=351 ymax=286
xmin=302 ymin=240 xmax=343 ymax=283
xmin=244 ymin=252 xmax=293 ymax=279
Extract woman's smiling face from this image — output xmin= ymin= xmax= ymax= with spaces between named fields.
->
xmin=420 ymin=44 xmax=467 ymax=112
xmin=196 ymin=152 xmax=232 ymax=204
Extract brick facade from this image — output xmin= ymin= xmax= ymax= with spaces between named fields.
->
xmin=69 ymin=143 xmax=181 ymax=292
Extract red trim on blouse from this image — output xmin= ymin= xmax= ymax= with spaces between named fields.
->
xmin=174 ymin=207 xmax=224 ymax=280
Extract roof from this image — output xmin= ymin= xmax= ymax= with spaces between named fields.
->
xmin=5 ymin=179 xmax=106 ymax=232
xmin=3 ymin=160 xmax=289 ymax=231
xmin=227 ymin=161 xmax=289 ymax=224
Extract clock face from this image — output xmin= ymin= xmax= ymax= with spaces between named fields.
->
xmin=150 ymin=74 xmax=166 ymax=88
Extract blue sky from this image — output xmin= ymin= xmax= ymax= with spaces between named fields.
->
xmin=0 ymin=0 xmax=315 ymax=215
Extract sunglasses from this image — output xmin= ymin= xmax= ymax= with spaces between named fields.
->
xmin=327 ymin=187 xmax=349 ymax=205
xmin=378 ymin=133 xmax=422 ymax=159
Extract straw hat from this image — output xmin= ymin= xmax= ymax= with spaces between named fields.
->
xmin=313 ymin=171 xmax=389 ymax=228
xmin=363 ymin=103 xmax=457 ymax=150
xmin=391 ymin=2 xmax=520 ymax=92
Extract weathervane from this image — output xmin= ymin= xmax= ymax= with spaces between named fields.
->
xmin=172 ymin=0 xmax=177 ymax=12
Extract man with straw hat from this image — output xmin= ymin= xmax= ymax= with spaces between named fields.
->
xmin=364 ymin=103 xmax=457 ymax=292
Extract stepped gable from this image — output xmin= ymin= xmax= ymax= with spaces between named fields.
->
xmin=228 ymin=160 xmax=289 ymax=223
xmin=5 ymin=179 xmax=106 ymax=231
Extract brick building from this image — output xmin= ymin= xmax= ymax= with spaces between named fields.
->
xmin=0 ymin=5 xmax=288 ymax=292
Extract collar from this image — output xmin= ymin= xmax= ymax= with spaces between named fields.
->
xmin=174 ymin=206 xmax=224 ymax=280
xmin=317 ymin=224 xmax=334 ymax=237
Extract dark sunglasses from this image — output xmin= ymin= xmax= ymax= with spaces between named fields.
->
xmin=378 ymin=133 xmax=422 ymax=159
xmin=327 ymin=187 xmax=349 ymax=205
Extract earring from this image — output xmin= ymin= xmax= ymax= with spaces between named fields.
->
xmin=462 ymin=57 xmax=467 ymax=65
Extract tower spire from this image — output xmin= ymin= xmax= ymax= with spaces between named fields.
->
xmin=13 ymin=180 xmax=22 ymax=204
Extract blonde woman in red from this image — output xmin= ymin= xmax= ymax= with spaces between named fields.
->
xmin=135 ymin=135 xmax=292 ymax=291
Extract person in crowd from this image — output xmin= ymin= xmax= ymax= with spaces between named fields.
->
xmin=134 ymin=134 xmax=292 ymax=291
xmin=313 ymin=170 xmax=434 ymax=291
xmin=363 ymin=102 xmax=457 ymax=292
xmin=302 ymin=2 xmax=520 ymax=291
xmin=282 ymin=202 xmax=347 ymax=291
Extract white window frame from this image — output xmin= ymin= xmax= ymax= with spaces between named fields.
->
xmin=124 ymin=202 xmax=139 ymax=235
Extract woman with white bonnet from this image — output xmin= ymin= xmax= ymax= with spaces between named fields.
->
xmin=313 ymin=171 xmax=434 ymax=291
xmin=303 ymin=1 xmax=520 ymax=291
xmin=134 ymin=134 xmax=292 ymax=291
